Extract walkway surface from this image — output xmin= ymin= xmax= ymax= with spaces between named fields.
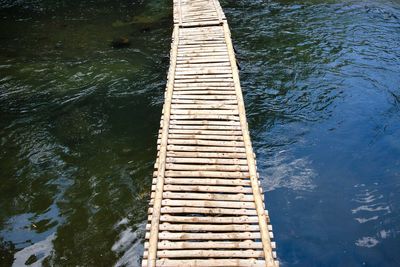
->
xmin=142 ymin=0 xmax=278 ymax=266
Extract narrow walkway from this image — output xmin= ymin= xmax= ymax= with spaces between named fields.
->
xmin=142 ymin=0 xmax=278 ymax=266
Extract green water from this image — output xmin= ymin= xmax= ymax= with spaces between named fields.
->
xmin=0 ymin=0 xmax=171 ymax=265
xmin=1 ymin=0 xmax=400 ymax=266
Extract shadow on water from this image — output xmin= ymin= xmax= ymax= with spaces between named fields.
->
xmin=1 ymin=0 xmax=400 ymax=266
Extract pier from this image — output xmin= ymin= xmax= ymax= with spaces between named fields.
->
xmin=142 ymin=0 xmax=278 ymax=266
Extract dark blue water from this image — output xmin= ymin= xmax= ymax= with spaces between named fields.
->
xmin=0 ymin=0 xmax=399 ymax=266
xmin=223 ymin=0 xmax=400 ymax=265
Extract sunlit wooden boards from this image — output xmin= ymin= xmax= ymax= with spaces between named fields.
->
xmin=173 ymin=0 xmax=225 ymax=26
xmin=143 ymin=0 xmax=278 ymax=266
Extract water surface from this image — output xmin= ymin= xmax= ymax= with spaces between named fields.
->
xmin=1 ymin=0 xmax=399 ymax=266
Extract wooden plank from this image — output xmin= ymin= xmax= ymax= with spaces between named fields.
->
xmin=166 ymin=129 xmax=242 ymax=136
xmin=172 ymin=94 xmax=237 ymax=100
xmin=165 ymin=163 xmax=248 ymax=172
xmin=174 ymin=72 xmax=232 ymax=77
xmin=175 ymin=66 xmax=231 ymax=71
xmin=146 ymin=232 xmax=261 ymax=240
xmin=176 ymin=54 xmax=229 ymax=59
xmin=169 ymin=114 xmax=240 ymax=121
xmin=160 ymin=199 xmax=255 ymax=209
xmin=170 ymin=109 xmax=238 ymax=115
xmin=166 ymin=151 xmax=247 ymax=159
xmin=177 ymin=51 xmax=227 ymax=56
xmin=142 ymin=259 xmax=267 ymax=267
xmin=162 ymin=178 xmax=251 ymax=186
xmin=178 ymin=43 xmax=227 ymax=48
xmin=181 ymin=18 xmax=221 ymax=23
xmin=152 ymin=177 xmax=250 ymax=187
xmin=174 ymin=78 xmax=234 ymax=83
xmin=179 ymin=32 xmax=223 ymax=37
xmin=173 ymin=86 xmax=235 ymax=90
xmin=172 ymin=87 xmax=235 ymax=92
xmin=171 ymin=99 xmax=238 ymax=105
xmin=152 ymin=191 xmax=255 ymax=201
xmin=168 ymin=119 xmax=240 ymax=125
xmin=174 ymin=82 xmax=234 ymax=87
xmin=166 ymin=157 xmax=247 ymax=164
xmin=174 ymin=73 xmax=232 ymax=78
xmin=176 ymin=54 xmax=228 ymax=58
xmin=176 ymin=59 xmax=230 ymax=64
xmin=163 ymin=170 xmax=250 ymax=178
xmin=166 ymin=139 xmax=244 ymax=147
xmin=176 ymin=46 xmax=227 ymax=50
xmin=180 ymin=27 xmax=222 ymax=33
xmin=165 ymin=145 xmax=246 ymax=153
xmin=156 ymin=215 xmax=260 ymax=224
xmin=147 ymin=250 xmax=264 ymax=258
xmin=179 ymin=32 xmax=223 ymax=36
xmin=166 ymin=133 xmax=242 ymax=141
xmin=160 ymin=128 xmax=241 ymax=134
xmin=148 ymin=207 xmax=257 ymax=215
xmin=170 ymin=104 xmax=238 ymax=111
xmin=151 ymin=184 xmax=253 ymax=193
xmin=148 ymin=240 xmax=264 ymax=250
xmin=174 ymin=70 xmax=232 ymax=76
xmin=179 ymin=21 xmax=223 ymax=27
xmin=168 ymin=124 xmax=242 ymax=130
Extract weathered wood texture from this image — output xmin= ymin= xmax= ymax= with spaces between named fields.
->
xmin=144 ymin=0 xmax=278 ymax=266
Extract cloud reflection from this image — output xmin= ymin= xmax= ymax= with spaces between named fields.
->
xmin=262 ymin=150 xmax=317 ymax=191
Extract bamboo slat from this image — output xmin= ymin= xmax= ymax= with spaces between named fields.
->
xmin=142 ymin=259 xmax=267 ymax=267
xmin=147 ymin=241 xmax=264 ymax=250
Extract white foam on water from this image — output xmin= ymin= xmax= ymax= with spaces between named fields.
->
xmin=355 ymin=236 xmax=379 ymax=248
xmin=379 ymin=229 xmax=391 ymax=239
xmin=352 ymin=184 xmax=391 ymax=223
xmin=354 ymin=216 xmax=379 ymax=223
xmin=115 ymin=218 xmax=129 ymax=228
xmin=112 ymin=221 xmax=145 ymax=267
xmin=12 ymin=233 xmax=55 ymax=267
xmin=352 ymin=183 xmax=395 ymax=249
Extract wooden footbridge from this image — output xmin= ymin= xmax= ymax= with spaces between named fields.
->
xmin=142 ymin=0 xmax=278 ymax=266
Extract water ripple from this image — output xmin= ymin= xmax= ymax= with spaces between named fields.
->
xmin=352 ymin=182 xmax=398 ymax=249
